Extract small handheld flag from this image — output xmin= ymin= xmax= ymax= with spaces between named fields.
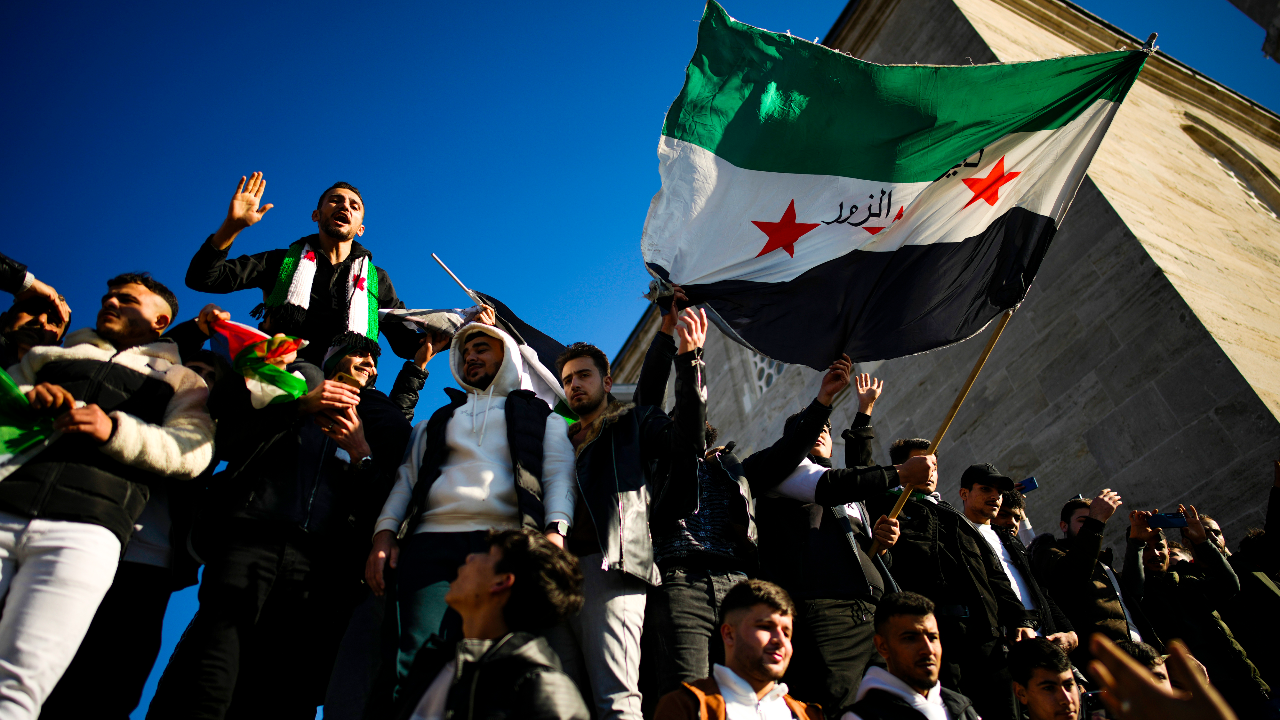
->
xmin=0 ymin=368 xmax=56 ymax=481
xmin=209 ymin=319 xmax=310 ymax=406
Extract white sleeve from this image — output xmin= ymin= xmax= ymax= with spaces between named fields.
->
xmin=766 ymin=458 xmax=826 ymax=503
xmin=539 ymin=415 xmax=577 ymax=527
xmin=102 ymin=366 xmax=214 ymax=479
xmin=373 ymin=420 xmax=431 ymax=538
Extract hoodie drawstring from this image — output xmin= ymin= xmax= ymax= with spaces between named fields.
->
xmin=472 ymin=384 xmax=495 ymax=447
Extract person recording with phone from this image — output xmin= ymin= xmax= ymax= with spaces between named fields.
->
xmin=1122 ymin=506 xmax=1270 ymax=718
xmin=148 ymin=339 xmax=415 ymax=719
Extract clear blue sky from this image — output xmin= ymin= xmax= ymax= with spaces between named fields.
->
xmin=1 ymin=0 xmax=1275 ymax=717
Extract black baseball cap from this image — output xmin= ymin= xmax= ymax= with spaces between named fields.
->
xmin=960 ymin=463 xmax=1015 ymax=491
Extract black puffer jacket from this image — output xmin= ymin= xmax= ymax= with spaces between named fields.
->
xmin=570 ymin=348 xmax=706 ymax=585
xmin=0 ymin=251 xmax=28 ymax=294
xmin=207 ymin=362 xmax=411 ymax=544
xmin=394 ymin=632 xmax=589 ymax=720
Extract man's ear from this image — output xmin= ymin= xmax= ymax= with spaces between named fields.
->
xmin=312 ymin=208 xmax=321 ymax=223
xmin=152 ymin=313 xmax=172 ymax=334
xmin=491 ymin=572 xmax=515 ymax=597
xmin=356 ymin=223 xmax=365 ymax=237
xmin=1059 ymin=521 xmax=1069 ymax=534
xmin=872 ymin=633 xmax=889 ymax=660
xmin=719 ymin=622 xmax=734 ymax=651
xmin=1012 ymin=682 xmax=1028 ymax=705
xmin=603 ymin=374 xmax=613 ymax=393
xmin=958 ymin=487 xmax=969 ymax=502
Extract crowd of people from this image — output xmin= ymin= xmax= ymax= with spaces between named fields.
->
xmin=0 ymin=173 xmax=1274 ymax=720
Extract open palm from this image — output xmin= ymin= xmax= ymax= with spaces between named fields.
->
xmin=227 ymin=171 xmax=274 ymax=228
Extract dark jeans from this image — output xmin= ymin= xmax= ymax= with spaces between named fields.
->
xmin=646 ymin=567 xmax=746 ymax=698
xmin=785 ymin=598 xmax=878 ymax=719
xmin=394 ymin=530 xmax=491 ymax=700
xmin=146 ymin=520 xmax=354 ymax=720
xmin=41 ymin=561 xmax=173 ymax=720
xmin=937 ymin=618 xmax=1016 ymax=720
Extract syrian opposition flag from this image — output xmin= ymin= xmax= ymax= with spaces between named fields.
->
xmin=209 ymin=319 xmax=310 ymax=408
xmin=0 ymin=368 xmax=56 ymax=481
xmin=642 ymin=2 xmax=1146 ymax=368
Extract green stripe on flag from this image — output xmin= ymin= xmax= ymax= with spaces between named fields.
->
xmin=663 ymin=1 xmax=1146 ymax=183
xmin=233 ymin=341 xmax=310 ymax=404
xmin=0 ymin=368 xmax=52 ymax=462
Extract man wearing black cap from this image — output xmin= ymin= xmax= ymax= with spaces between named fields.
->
xmin=958 ymin=465 xmax=1078 ymax=657
xmin=866 ymin=460 xmax=1034 ymax=720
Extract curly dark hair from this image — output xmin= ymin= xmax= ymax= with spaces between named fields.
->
xmin=106 ymin=272 xmax=178 ymax=329
xmin=489 ymin=528 xmax=584 ymax=632
xmin=1000 ymin=489 xmax=1026 ymax=514
xmin=1008 ymin=637 xmax=1072 ymax=686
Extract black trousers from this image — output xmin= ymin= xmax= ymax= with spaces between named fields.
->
xmin=644 ymin=567 xmax=747 ymax=700
xmin=40 ymin=561 xmax=173 ymax=720
xmin=146 ymin=520 xmax=355 ymax=720
xmin=785 ymin=598 xmax=878 ymax=719
xmin=937 ymin=618 xmax=1017 ymax=720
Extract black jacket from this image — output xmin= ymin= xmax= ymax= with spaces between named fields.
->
xmin=185 ymin=235 xmax=419 ymax=364
xmin=866 ymin=492 xmax=1030 ymax=641
xmin=394 ymin=632 xmax=589 ymax=720
xmin=0 ymin=331 xmax=214 ymax=545
xmin=1029 ymin=520 xmax=1142 ymax=650
xmin=1122 ymin=535 xmax=1269 ymax=703
xmin=991 ymin=526 xmax=1073 ymax=636
xmin=207 ymin=362 xmax=411 ymax=547
xmin=847 ymin=687 xmax=979 ymax=720
xmin=570 ymin=348 xmax=706 ymax=585
xmin=1225 ymin=486 xmax=1280 ymax=690
xmin=755 ymin=401 xmax=900 ymax=601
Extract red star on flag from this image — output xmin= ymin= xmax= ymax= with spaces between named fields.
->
xmin=962 ymin=156 xmax=1021 ymax=208
xmin=355 ymin=275 xmax=366 ymax=291
xmin=303 ymin=251 xmax=316 ymax=262
xmin=753 ymin=200 xmax=820 ymax=258
xmin=863 ymin=206 xmax=905 ymax=236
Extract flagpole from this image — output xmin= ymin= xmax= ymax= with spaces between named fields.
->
xmin=431 ymin=253 xmax=487 ymax=309
xmin=867 ymin=308 xmax=1015 ymax=555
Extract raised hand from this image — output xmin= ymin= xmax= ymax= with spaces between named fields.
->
xmin=658 ymin=285 xmax=689 ymax=336
xmin=1181 ymin=504 xmax=1208 ymax=545
xmin=298 ymin=380 xmax=361 ymax=416
xmin=470 ymin=305 xmax=497 ymax=327
xmin=817 ymin=354 xmax=852 ymax=406
xmin=855 ymin=372 xmax=883 ymax=414
xmin=1088 ymin=636 xmax=1236 ymax=720
xmin=195 ymin=304 xmax=231 ymax=336
xmin=1129 ymin=509 xmax=1159 ymax=543
xmin=262 ymin=333 xmax=299 ymax=369
xmin=226 ymin=172 xmax=273 ymax=229
xmin=675 ymin=307 xmax=708 ymax=354
xmin=1089 ymin=488 xmax=1123 ymax=524
xmin=896 ymin=453 xmax=937 ymax=490
xmin=13 ymin=277 xmax=70 ymax=324
xmin=414 ymin=331 xmax=450 ymax=370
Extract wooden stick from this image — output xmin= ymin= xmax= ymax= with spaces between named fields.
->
xmin=431 ymin=253 xmax=486 ymax=308
xmin=867 ymin=309 xmax=1015 ymax=555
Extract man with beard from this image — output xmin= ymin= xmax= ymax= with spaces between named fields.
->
xmin=1122 ymin=507 xmax=1270 ymax=717
xmin=1030 ymin=492 xmax=1152 ymax=664
xmin=550 ymin=307 xmax=707 ymax=720
xmin=2 ymin=273 xmax=214 ymax=720
xmin=366 ymin=308 xmax=577 ymax=702
xmin=654 ymin=579 xmax=822 ymax=720
xmin=147 ymin=336 xmax=412 ymax=720
xmin=0 ymin=253 xmax=70 ymax=368
xmin=185 ymin=173 xmax=418 ymax=365
xmin=843 ymin=592 xmax=980 ymax=720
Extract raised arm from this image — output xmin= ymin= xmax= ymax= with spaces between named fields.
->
xmin=373 ymin=267 xmax=421 ymax=361
xmin=640 ymin=308 xmax=708 ymax=474
xmin=634 ymin=326 xmax=676 ymax=408
xmin=741 ymin=355 xmax=850 ymax=493
xmin=186 ymin=174 xmax=282 ymax=294
xmin=1181 ymin=504 xmax=1241 ymax=606
xmin=210 ymin=172 xmax=274 ymax=251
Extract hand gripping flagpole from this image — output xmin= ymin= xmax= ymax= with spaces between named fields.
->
xmin=431 ymin=253 xmax=486 ymax=309
xmin=867 ymin=308 xmax=1015 ymax=556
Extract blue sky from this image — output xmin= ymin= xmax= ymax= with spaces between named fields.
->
xmin=1 ymin=0 xmax=1275 ymax=717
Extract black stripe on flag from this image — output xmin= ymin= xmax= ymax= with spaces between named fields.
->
xmin=657 ymin=206 xmax=1055 ymax=369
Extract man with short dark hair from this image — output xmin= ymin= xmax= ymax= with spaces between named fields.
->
xmin=396 ymin=528 xmax=590 ymax=720
xmin=866 ymin=459 xmax=1033 ymax=719
xmin=1123 ymin=507 xmax=1269 ymax=716
xmin=958 ymin=465 xmax=1077 ymax=655
xmin=3 ymin=273 xmax=213 ymax=719
xmin=185 ymin=173 xmax=419 ymax=365
xmin=1007 ymin=638 xmax=1079 ymax=720
xmin=149 ymin=334 xmax=412 ymax=719
xmin=655 ymin=579 xmax=822 ymax=720
xmin=550 ymin=308 xmax=708 ymax=720
xmin=1030 ymin=490 xmax=1144 ymax=663
xmin=1198 ymin=514 xmax=1230 ymax=557
xmin=843 ymin=592 xmax=979 ymax=720
xmin=1113 ymin=640 xmax=1172 ymax=691
xmin=0 ymin=252 xmax=70 ymax=366
xmin=367 ymin=308 xmax=576 ymax=702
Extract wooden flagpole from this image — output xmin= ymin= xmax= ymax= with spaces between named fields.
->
xmin=867 ymin=308 xmax=1015 ymax=555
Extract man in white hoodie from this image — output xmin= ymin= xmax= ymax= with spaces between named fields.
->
xmin=366 ymin=307 xmax=576 ymax=700
xmin=842 ymin=592 xmax=980 ymax=720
